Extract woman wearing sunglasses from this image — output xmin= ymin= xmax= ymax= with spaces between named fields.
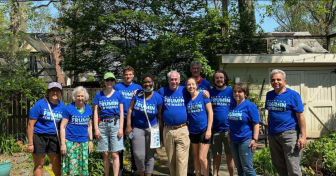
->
xmin=93 ymin=72 xmax=125 ymax=176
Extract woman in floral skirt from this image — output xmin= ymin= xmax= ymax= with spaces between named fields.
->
xmin=60 ymin=86 xmax=93 ymax=175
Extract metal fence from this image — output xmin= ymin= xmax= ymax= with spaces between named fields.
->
xmin=0 ymin=88 xmax=102 ymax=138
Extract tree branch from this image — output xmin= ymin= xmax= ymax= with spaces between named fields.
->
xmin=33 ymin=0 xmax=54 ymax=9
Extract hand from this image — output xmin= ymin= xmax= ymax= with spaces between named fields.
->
xmin=297 ymin=136 xmax=307 ymax=150
xmin=205 ymin=130 xmax=211 ymax=140
xmin=202 ymin=90 xmax=210 ymax=99
xmin=89 ymin=141 xmax=93 ymax=153
xmin=27 ymin=144 xmax=34 ymax=153
xmin=125 ymin=126 xmax=132 ymax=136
xmin=132 ymin=89 xmax=138 ymax=97
xmin=117 ymin=128 xmax=123 ymax=138
xmin=249 ymin=140 xmax=257 ymax=152
xmin=61 ymin=144 xmax=66 ymax=155
xmin=95 ymin=129 xmax=101 ymax=139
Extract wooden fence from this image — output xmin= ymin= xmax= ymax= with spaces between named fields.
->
xmin=0 ymin=88 xmax=102 ymax=138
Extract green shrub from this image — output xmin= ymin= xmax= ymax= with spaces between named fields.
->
xmin=44 ymin=155 xmax=50 ymax=166
xmin=253 ymin=147 xmax=278 ymax=176
xmin=88 ymin=140 xmax=104 ymax=175
xmin=0 ymin=134 xmax=16 ymax=155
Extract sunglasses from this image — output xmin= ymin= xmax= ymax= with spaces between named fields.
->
xmin=105 ymin=78 xmax=115 ymax=82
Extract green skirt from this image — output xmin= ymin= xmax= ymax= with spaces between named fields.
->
xmin=61 ymin=139 xmax=89 ymax=176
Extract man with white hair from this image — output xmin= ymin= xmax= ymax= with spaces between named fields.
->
xmin=265 ymin=69 xmax=307 ymax=176
xmin=158 ymin=70 xmax=190 ymax=176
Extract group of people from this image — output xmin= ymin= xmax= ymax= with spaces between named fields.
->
xmin=27 ymin=61 xmax=307 ymax=176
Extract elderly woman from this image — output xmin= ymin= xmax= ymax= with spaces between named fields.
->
xmin=93 ymin=72 xmax=124 ymax=176
xmin=227 ymin=82 xmax=260 ymax=176
xmin=27 ymin=82 xmax=66 ymax=176
xmin=185 ymin=77 xmax=213 ymax=176
xmin=60 ymin=86 xmax=93 ymax=176
xmin=125 ymin=73 xmax=163 ymax=176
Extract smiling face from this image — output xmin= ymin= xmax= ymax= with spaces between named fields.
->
xmin=47 ymin=88 xmax=62 ymax=101
xmin=190 ymin=64 xmax=202 ymax=77
xmin=123 ymin=70 xmax=134 ymax=84
xmin=233 ymin=87 xmax=246 ymax=102
xmin=214 ymin=72 xmax=225 ymax=88
xmin=104 ymin=77 xmax=115 ymax=88
xmin=186 ymin=78 xmax=198 ymax=93
xmin=168 ymin=72 xmax=180 ymax=90
xmin=75 ymin=90 xmax=86 ymax=104
xmin=143 ymin=77 xmax=154 ymax=91
xmin=271 ymin=73 xmax=286 ymax=91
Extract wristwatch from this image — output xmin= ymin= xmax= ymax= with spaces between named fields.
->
xmin=252 ymin=138 xmax=258 ymax=143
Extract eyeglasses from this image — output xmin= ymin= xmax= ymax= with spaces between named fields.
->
xmin=105 ymin=79 xmax=115 ymax=82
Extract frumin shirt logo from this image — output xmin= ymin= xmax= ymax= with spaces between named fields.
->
xmin=228 ymin=110 xmax=243 ymax=121
xmin=70 ymin=115 xmax=90 ymax=125
xmin=120 ymin=90 xmax=134 ymax=99
xmin=266 ymin=100 xmax=287 ymax=111
xmin=187 ymin=102 xmax=203 ymax=113
xmin=43 ymin=109 xmax=62 ymax=121
xmin=99 ymin=100 xmax=119 ymax=110
xmin=164 ymin=96 xmax=184 ymax=106
xmin=134 ymin=100 xmax=156 ymax=114
xmin=211 ymin=96 xmax=231 ymax=106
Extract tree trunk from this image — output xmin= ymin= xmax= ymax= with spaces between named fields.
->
xmin=10 ymin=0 xmax=19 ymax=34
xmin=20 ymin=1 xmax=27 ymax=33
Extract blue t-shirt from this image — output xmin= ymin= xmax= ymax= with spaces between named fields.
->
xmin=157 ymin=86 xmax=189 ymax=126
xmin=227 ymin=100 xmax=260 ymax=142
xmin=63 ymin=103 xmax=92 ymax=142
xmin=93 ymin=91 xmax=124 ymax=119
xmin=114 ymin=82 xmax=142 ymax=116
xmin=29 ymin=99 xmax=66 ymax=134
xmin=132 ymin=90 xmax=163 ymax=129
xmin=265 ymin=88 xmax=304 ymax=135
xmin=186 ymin=92 xmax=211 ymax=134
xmin=210 ymin=86 xmax=236 ymax=132
xmin=182 ymin=78 xmax=211 ymax=91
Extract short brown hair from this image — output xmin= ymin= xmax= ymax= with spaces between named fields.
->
xmin=233 ymin=82 xmax=249 ymax=98
xmin=186 ymin=77 xmax=198 ymax=88
xmin=123 ymin=66 xmax=134 ymax=74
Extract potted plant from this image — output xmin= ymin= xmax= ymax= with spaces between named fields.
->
xmin=0 ymin=159 xmax=11 ymax=176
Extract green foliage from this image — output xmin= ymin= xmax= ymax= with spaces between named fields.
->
xmin=0 ymin=134 xmax=16 ymax=155
xmin=301 ymin=132 xmax=336 ymax=175
xmin=0 ymin=159 xmax=10 ymax=163
xmin=247 ymin=93 xmax=264 ymax=109
xmin=253 ymin=147 xmax=278 ymax=176
xmin=88 ymin=140 xmax=104 ymax=175
xmin=44 ymin=155 xmax=50 ymax=166
xmin=86 ymin=76 xmax=95 ymax=82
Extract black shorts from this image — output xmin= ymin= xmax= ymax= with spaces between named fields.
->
xmin=189 ymin=131 xmax=212 ymax=144
xmin=33 ymin=133 xmax=60 ymax=155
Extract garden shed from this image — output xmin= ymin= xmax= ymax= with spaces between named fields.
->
xmin=215 ymin=32 xmax=336 ymax=138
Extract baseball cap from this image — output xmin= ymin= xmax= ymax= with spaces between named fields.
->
xmin=104 ymin=72 xmax=116 ymax=79
xmin=48 ymin=82 xmax=62 ymax=90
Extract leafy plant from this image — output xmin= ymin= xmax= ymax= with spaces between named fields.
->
xmin=0 ymin=159 xmax=10 ymax=163
xmin=44 ymin=155 xmax=50 ymax=166
xmin=253 ymin=147 xmax=278 ymax=176
xmin=88 ymin=140 xmax=104 ymax=175
xmin=0 ymin=134 xmax=16 ymax=155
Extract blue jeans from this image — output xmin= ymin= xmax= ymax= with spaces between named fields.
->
xmin=230 ymin=139 xmax=256 ymax=176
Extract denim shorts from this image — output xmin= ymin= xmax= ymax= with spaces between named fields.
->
xmin=96 ymin=119 xmax=124 ymax=152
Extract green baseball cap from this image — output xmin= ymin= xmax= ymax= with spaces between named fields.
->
xmin=104 ymin=72 xmax=115 ymax=79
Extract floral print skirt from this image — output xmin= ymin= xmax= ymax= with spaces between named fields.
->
xmin=61 ymin=139 xmax=89 ymax=176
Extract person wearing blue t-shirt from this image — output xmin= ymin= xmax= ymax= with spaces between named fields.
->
xmin=265 ymin=69 xmax=306 ymax=176
xmin=157 ymin=70 xmax=190 ymax=176
xmin=183 ymin=61 xmax=212 ymax=176
xmin=210 ymin=70 xmax=235 ymax=176
xmin=27 ymin=82 xmax=66 ymax=176
xmin=185 ymin=77 xmax=213 ymax=176
xmin=125 ymin=73 xmax=163 ymax=176
xmin=60 ymin=86 xmax=93 ymax=176
xmin=114 ymin=66 xmax=142 ymax=174
xmin=93 ymin=72 xmax=125 ymax=176
xmin=228 ymin=82 xmax=259 ymax=176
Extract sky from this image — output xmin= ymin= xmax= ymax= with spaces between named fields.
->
xmin=42 ymin=0 xmax=279 ymax=33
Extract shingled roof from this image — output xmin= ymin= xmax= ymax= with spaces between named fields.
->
xmin=20 ymin=32 xmax=52 ymax=53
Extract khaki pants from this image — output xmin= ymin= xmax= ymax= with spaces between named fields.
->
xmin=163 ymin=125 xmax=190 ymax=176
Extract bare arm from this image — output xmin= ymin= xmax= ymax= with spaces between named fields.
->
xmin=27 ymin=119 xmax=37 ymax=153
xmin=296 ymin=112 xmax=307 ymax=150
xmin=60 ymin=118 xmax=69 ymax=155
xmin=249 ymin=123 xmax=259 ymax=152
xmin=125 ymin=100 xmax=135 ymax=136
xmin=158 ymin=106 xmax=163 ymax=145
xmin=205 ymin=102 xmax=213 ymax=140
xmin=117 ymin=103 xmax=124 ymax=138
xmin=93 ymin=104 xmax=100 ymax=139
xmin=88 ymin=119 xmax=93 ymax=153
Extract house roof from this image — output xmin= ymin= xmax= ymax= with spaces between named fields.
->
xmin=20 ymin=32 xmax=51 ymax=53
